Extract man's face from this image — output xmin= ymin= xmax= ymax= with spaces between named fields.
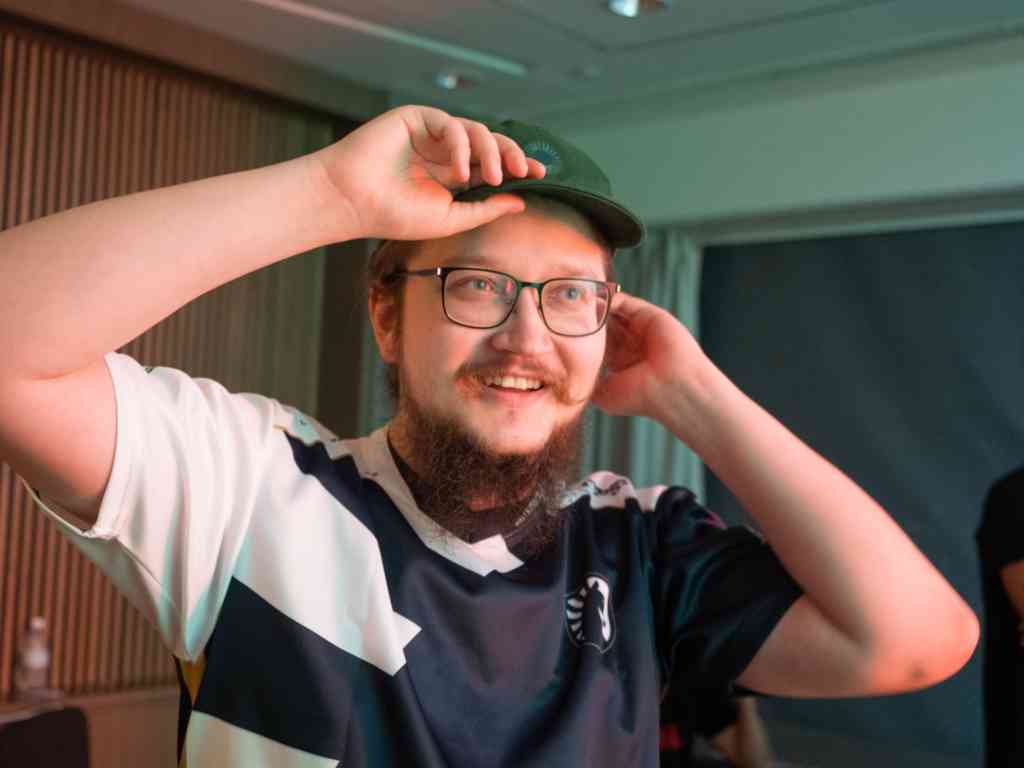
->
xmin=380 ymin=199 xmax=609 ymax=460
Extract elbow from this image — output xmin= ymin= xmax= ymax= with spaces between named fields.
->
xmin=938 ymin=606 xmax=980 ymax=683
xmin=868 ymin=605 xmax=979 ymax=693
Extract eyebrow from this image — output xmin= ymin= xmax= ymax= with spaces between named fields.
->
xmin=442 ymin=253 xmax=606 ymax=281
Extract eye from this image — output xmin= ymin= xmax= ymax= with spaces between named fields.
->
xmin=562 ymin=285 xmax=582 ymax=301
xmin=552 ymin=282 xmax=592 ymax=303
xmin=453 ymin=275 xmax=498 ymax=292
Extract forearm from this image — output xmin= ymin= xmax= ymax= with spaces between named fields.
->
xmin=655 ymin=361 xmax=974 ymax=661
xmin=0 ymin=152 xmax=344 ymax=381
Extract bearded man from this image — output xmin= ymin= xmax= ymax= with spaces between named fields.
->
xmin=0 ymin=105 xmax=978 ymax=767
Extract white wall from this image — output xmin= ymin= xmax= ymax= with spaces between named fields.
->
xmin=545 ymin=34 xmax=1024 ymax=241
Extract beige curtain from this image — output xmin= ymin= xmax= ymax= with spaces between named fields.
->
xmin=581 ymin=228 xmax=705 ymax=499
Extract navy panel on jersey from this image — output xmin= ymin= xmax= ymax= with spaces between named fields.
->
xmin=176 ymin=428 xmax=800 ymax=767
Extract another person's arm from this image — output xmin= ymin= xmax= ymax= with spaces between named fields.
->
xmin=0 ymin=105 xmax=540 ymax=526
xmin=594 ymin=293 xmax=978 ymax=698
xmin=710 ymin=698 xmax=772 ymax=768
xmin=1001 ymin=560 xmax=1024 ymax=645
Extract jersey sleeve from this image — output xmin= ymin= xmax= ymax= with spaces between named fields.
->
xmin=20 ymin=351 xmax=291 ymax=661
xmin=649 ymin=487 xmax=802 ymax=693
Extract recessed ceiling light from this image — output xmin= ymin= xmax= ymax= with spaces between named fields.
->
xmin=435 ymin=71 xmax=477 ymax=91
xmin=608 ymin=0 xmax=671 ymax=18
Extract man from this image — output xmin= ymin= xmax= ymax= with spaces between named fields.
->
xmin=0 ymin=105 xmax=977 ymax=766
xmin=976 ymin=466 xmax=1024 ymax=767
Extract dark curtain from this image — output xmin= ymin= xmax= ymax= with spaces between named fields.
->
xmin=700 ymin=220 xmax=1024 ymax=764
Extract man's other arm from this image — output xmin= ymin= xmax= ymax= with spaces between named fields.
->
xmin=594 ymin=293 xmax=979 ymax=698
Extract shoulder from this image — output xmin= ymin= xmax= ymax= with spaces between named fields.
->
xmin=111 ymin=352 xmax=297 ymax=444
xmin=271 ymin=405 xmax=341 ymax=448
xmin=561 ymin=471 xmax=724 ymax=531
xmin=561 ymin=471 xmax=669 ymax=513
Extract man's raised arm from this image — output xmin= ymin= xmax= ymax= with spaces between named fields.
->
xmin=0 ymin=105 xmax=543 ymax=524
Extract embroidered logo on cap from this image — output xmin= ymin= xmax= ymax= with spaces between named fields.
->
xmin=523 ymin=140 xmax=562 ymax=176
xmin=565 ymin=574 xmax=615 ymax=652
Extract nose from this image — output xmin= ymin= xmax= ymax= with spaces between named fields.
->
xmin=489 ymin=286 xmax=555 ymax=356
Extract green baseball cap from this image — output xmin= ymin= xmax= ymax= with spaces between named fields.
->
xmin=455 ymin=119 xmax=645 ymax=249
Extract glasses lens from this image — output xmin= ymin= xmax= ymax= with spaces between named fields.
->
xmin=443 ymin=269 xmax=518 ymax=327
xmin=542 ymin=279 xmax=610 ymax=336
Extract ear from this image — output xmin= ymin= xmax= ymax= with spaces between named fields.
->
xmin=368 ymin=289 xmax=400 ymax=364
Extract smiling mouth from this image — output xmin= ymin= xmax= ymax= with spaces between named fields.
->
xmin=480 ymin=375 xmax=545 ymax=392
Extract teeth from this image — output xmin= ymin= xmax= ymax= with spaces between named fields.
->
xmin=483 ymin=375 xmax=543 ymax=391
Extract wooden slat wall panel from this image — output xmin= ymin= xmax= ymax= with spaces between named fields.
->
xmin=0 ymin=16 xmax=336 ymax=701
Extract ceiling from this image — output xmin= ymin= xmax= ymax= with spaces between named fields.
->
xmin=115 ymin=0 xmax=1024 ymax=121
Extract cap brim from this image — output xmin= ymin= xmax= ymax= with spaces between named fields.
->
xmin=456 ymin=180 xmax=645 ymax=250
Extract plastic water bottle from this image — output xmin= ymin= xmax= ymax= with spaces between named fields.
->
xmin=14 ymin=616 xmax=52 ymax=700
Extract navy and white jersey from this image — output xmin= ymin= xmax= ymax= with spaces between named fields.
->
xmin=24 ymin=352 xmax=801 ymax=768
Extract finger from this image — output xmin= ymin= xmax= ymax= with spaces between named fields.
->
xmin=415 ymin=108 xmax=470 ymax=183
xmin=605 ymin=305 xmax=642 ymax=356
xmin=606 ymin=309 xmax=634 ymax=341
xmin=605 ymin=324 xmax=643 ymax=370
xmin=441 ymin=193 xmax=526 ymax=235
xmin=525 ymin=157 xmax=546 ymax=179
xmin=492 ymin=133 xmax=528 ymax=178
xmin=462 ymin=137 xmax=545 ymax=187
xmin=466 ymin=165 xmax=489 ymax=189
xmin=611 ymin=290 xmax=644 ymax=311
xmin=609 ymin=291 xmax=656 ymax=324
xmin=608 ymin=298 xmax=641 ymax=328
xmin=465 ymin=159 xmax=522 ymax=188
xmin=459 ymin=119 xmax=503 ymax=186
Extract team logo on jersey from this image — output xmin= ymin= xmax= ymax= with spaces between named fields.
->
xmin=565 ymin=574 xmax=615 ymax=653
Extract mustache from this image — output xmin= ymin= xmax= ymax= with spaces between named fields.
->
xmin=456 ymin=358 xmax=584 ymax=405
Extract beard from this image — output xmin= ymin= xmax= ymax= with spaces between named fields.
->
xmin=389 ymin=371 xmax=587 ymax=558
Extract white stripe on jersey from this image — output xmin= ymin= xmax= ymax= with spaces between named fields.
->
xmin=234 ymin=431 xmax=420 ymax=677
xmin=185 ymin=712 xmax=339 ymax=767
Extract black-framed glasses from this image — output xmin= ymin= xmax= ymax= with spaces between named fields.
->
xmin=386 ymin=267 xmax=620 ymax=337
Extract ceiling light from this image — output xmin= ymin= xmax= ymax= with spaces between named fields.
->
xmin=608 ymin=0 xmax=671 ymax=18
xmin=435 ymin=71 xmax=477 ymax=91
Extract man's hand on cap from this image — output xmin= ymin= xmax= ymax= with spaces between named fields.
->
xmin=312 ymin=105 xmax=545 ymax=243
